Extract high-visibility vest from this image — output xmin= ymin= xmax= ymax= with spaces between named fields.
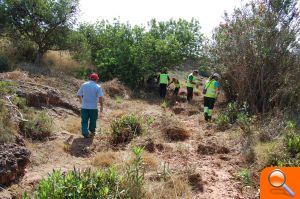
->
xmin=160 ymin=74 xmax=169 ymax=84
xmin=175 ymin=83 xmax=180 ymax=88
xmin=186 ymin=73 xmax=195 ymax=88
xmin=204 ymin=79 xmax=218 ymax=98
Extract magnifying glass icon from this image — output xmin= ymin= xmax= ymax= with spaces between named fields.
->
xmin=268 ymin=169 xmax=295 ymax=197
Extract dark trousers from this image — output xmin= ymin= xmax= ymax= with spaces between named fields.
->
xmin=160 ymin=84 xmax=167 ymax=98
xmin=187 ymin=87 xmax=193 ymax=101
xmin=173 ymin=88 xmax=179 ymax=96
xmin=204 ymin=97 xmax=216 ymax=121
xmin=81 ymin=109 xmax=98 ymax=137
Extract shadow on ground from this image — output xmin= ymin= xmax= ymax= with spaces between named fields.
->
xmin=70 ymin=137 xmax=94 ymax=157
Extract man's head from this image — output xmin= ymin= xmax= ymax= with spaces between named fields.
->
xmin=212 ymin=73 xmax=221 ymax=80
xmin=162 ymin=67 xmax=168 ymax=74
xmin=193 ymin=70 xmax=199 ymax=76
xmin=89 ymin=73 xmax=99 ymax=81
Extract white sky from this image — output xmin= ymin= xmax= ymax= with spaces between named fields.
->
xmin=79 ymin=0 xmax=248 ymax=37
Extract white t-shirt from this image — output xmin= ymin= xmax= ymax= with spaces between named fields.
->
xmin=77 ymin=81 xmax=104 ymax=109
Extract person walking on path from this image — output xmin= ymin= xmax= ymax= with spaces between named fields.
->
xmin=186 ymin=70 xmax=198 ymax=102
xmin=169 ymin=77 xmax=181 ymax=96
xmin=77 ymin=73 xmax=104 ymax=138
xmin=203 ymin=73 xmax=221 ymax=121
xmin=158 ymin=68 xmax=170 ymax=99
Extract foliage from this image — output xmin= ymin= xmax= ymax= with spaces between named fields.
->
xmin=23 ymin=168 xmax=129 ymax=199
xmin=1 ymin=0 xmax=79 ymax=64
xmin=0 ymin=54 xmax=9 ymax=72
xmin=216 ymin=112 xmax=230 ymax=130
xmin=111 ymin=114 xmax=143 ymax=144
xmin=70 ymin=19 xmax=203 ymax=87
xmin=125 ymin=147 xmax=145 ymax=198
xmin=0 ymin=81 xmax=17 ymax=96
xmin=234 ymin=169 xmax=252 ymax=186
xmin=212 ymin=0 xmax=300 ymax=113
xmin=0 ymin=99 xmax=15 ymax=143
xmin=20 ymin=111 xmax=53 ymax=140
xmin=285 ymin=122 xmax=300 ymax=158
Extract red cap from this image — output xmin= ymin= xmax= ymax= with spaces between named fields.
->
xmin=89 ymin=73 xmax=99 ymax=80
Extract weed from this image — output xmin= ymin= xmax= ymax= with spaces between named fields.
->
xmin=0 ymin=99 xmax=15 ymax=143
xmin=20 ymin=111 xmax=53 ymax=140
xmin=160 ymin=100 xmax=169 ymax=109
xmin=216 ymin=112 xmax=230 ymax=131
xmin=111 ymin=114 xmax=143 ymax=144
xmin=235 ymin=169 xmax=252 ymax=186
xmin=115 ymin=95 xmax=123 ymax=104
xmin=125 ymin=146 xmax=145 ymax=198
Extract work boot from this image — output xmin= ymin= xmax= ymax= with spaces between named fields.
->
xmin=204 ymin=113 xmax=209 ymax=121
xmin=207 ymin=116 xmax=212 ymax=122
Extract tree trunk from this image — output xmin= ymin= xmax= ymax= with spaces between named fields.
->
xmin=34 ymin=47 xmax=46 ymax=66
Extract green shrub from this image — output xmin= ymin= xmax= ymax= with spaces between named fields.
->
xmin=20 ymin=111 xmax=53 ymax=140
xmin=23 ymin=168 xmax=128 ymax=199
xmin=216 ymin=112 xmax=230 ymax=130
xmin=237 ymin=112 xmax=251 ymax=135
xmin=111 ymin=114 xmax=143 ymax=144
xmin=0 ymin=55 xmax=10 ymax=72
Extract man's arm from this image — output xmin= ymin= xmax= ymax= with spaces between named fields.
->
xmin=99 ymin=97 xmax=103 ymax=112
xmin=78 ymin=96 xmax=82 ymax=103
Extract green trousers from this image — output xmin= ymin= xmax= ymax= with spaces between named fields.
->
xmin=81 ymin=109 xmax=98 ymax=137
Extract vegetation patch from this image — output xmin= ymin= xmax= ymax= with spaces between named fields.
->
xmin=19 ymin=111 xmax=53 ymax=141
xmin=111 ymin=114 xmax=143 ymax=144
xmin=93 ymin=151 xmax=119 ymax=168
xmin=188 ymin=173 xmax=204 ymax=192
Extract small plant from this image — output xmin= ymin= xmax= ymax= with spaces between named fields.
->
xmin=225 ymin=102 xmax=238 ymax=123
xmin=237 ymin=112 xmax=251 ymax=135
xmin=160 ymin=100 xmax=169 ymax=109
xmin=111 ymin=114 xmax=143 ymax=144
xmin=20 ymin=111 xmax=53 ymax=140
xmin=115 ymin=95 xmax=123 ymax=104
xmin=216 ymin=112 xmax=230 ymax=131
xmin=125 ymin=146 xmax=145 ymax=198
xmin=285 ymin=122 xmax=300 ymax=158
xmin=0 ymin=99 xmax=15 ymax=143
xmin=235 ymin=169 xmax=252 ymax=186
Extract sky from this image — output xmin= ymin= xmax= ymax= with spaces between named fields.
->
xmin=79 ymin=0 xmax=248 ymax=37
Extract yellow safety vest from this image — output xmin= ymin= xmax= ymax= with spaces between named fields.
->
xmin=160 ymin=74 xmax=169 ymax=84
xmin=204 ymin=79 xmax=218 ymax=98
xmin=186 ymin=73 xmax=195 ymax=88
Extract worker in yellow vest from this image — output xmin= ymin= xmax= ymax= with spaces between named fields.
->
xmin=158 ymin=69 xmax=170 ymax=99
xmin=169 ymin=77 xmax=180 ymax=96
xmin=186 ymin=70 xmax=199 ymax=102
xmin=203 ymin=73 xmax=221 ymax=121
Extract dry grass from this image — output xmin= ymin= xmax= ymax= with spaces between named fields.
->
xmin=164 ymin=126 xmax=191 ymax=141
xmin=54 ymin=116 xmax=81 ymax=134
xmin=102 ymin=79 xmax=131 ymax=98
xmin=92 ymin=151 xmax=119 ymax=168
xmin=145 ymin=175 xmax=192 ymax=199
xmin=142 ymin=152 xmax=158 ymax=170
xmin=42 ymin=50 xmax=81 ymax=74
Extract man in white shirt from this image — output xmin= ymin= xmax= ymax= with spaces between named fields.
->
xmin=77 ymin=73 xmax=104 ymax=138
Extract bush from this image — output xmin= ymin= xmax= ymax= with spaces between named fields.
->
xmin=216 ymin=112 xmax=230 ymax=131
xmin=212 ymin=0 xmax=300 ymax=113
xmin=111 ymin=114 xmax=143 ymax=144
xmin=0 ymin=55 xmax=10 ymax=72
xmin=0 ymin=99 xmax=15 ymax=144
xmin=23 ymin=168 xmax=128 ymax=199
xmin=19 ymin=111 xmax=53 ymax=140
xmin=285 ymin=122 xmax=300 ymax=158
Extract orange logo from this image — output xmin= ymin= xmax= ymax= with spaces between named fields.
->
xmin=260 ymin=167 xmax=300 ymax=198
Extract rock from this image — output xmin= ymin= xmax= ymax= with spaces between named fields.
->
xmin=0 ymin=143 xmax=30 ymax=185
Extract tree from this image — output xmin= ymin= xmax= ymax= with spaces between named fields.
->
xmin=212 ymin=0 xmax=300 ymax=113
xmin=1 ymin=0 xmax=79 ymax=65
